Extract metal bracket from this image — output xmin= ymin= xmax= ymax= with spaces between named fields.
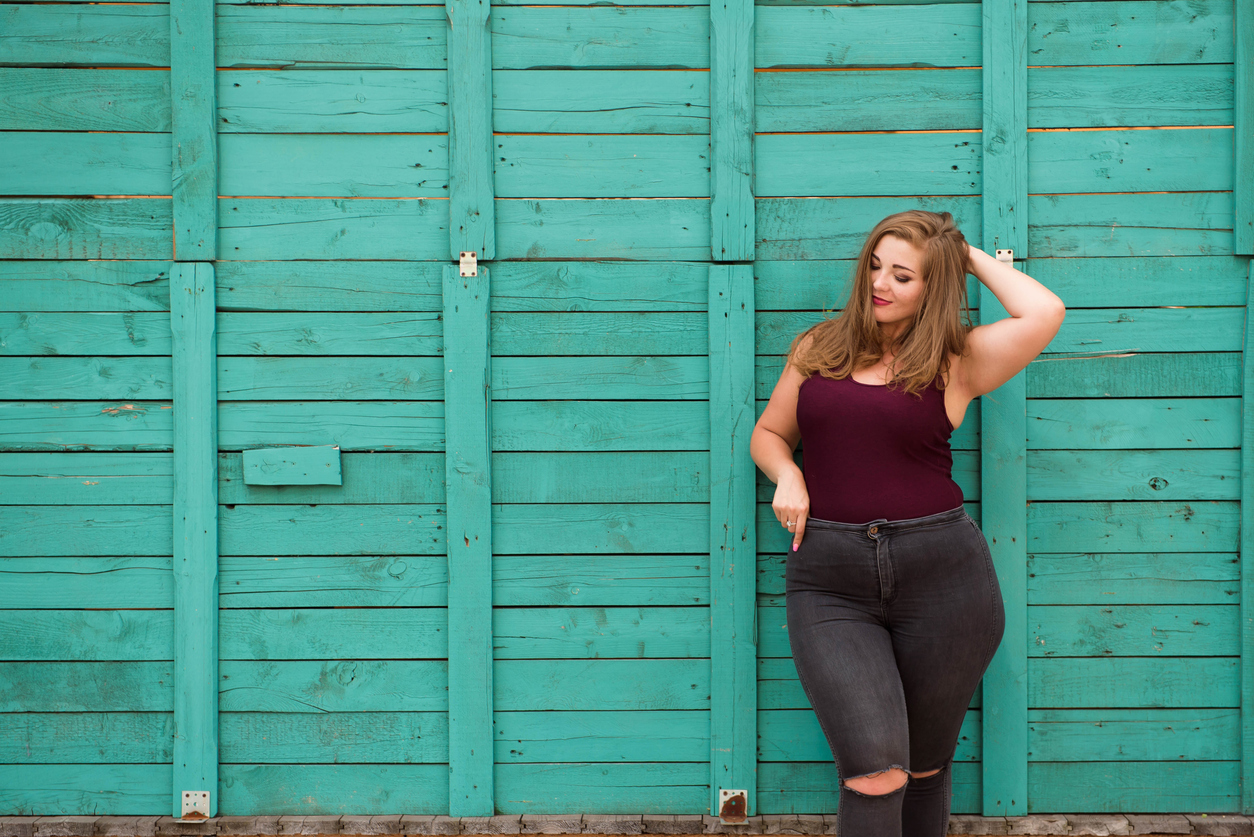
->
xmin=996 ymin=248 xmax=1014 ymax=264
xmin=459 ymin=251 xmax=478 ymax=277
xmin=179 ymin=791 xmax=210 ymax=820
xmin=718 ymin=789 xmax=748 ymax=823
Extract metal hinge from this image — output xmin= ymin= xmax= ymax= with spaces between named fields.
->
xmin=180 ymin=791 xmax=210 ymax=820
xmin=459 ymin=251 xmax=478 ymax=277
xmin=718 ymin=789 xmax=748 ymax=824
xmin=995 ymin=248 xmax=1014 ymax=264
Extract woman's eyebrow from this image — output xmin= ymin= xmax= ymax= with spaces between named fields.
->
xmin=871 ymin=256 xmax=915 ymax=274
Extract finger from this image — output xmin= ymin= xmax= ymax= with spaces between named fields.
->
xmin=793 ymin=519 xmax=807 ymax=551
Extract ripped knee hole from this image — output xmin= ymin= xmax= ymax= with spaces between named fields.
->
xmin=841 ymin=766 xmax=909 ymax=797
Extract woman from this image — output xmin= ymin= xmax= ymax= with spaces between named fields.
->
xmin=749 ymin=210 xmax=1065 ymax=837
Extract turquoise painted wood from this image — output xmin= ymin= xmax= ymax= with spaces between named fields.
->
xmin=980 ymin=0 xmax=1029 ymax=817
xmin=241 ymin=445 xmax=342 ymax=486
xmin=1 ymin=0 xmax=1252 ymax=820
xmin=1243 ymin=258 xmax=1254 ymax=813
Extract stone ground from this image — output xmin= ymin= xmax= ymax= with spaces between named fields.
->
xmin=4 ymin=814 xmax=1254 ymax=837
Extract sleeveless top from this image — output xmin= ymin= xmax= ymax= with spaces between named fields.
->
xmin=795 ymin=369 xmax=964 ymax=524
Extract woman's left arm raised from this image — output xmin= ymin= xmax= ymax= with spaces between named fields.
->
xmin=956 ymin=244 xmax=1066 ymax=398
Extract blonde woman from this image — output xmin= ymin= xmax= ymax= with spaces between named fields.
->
xmin=750 ymin=210 xmax=1065 ymax=837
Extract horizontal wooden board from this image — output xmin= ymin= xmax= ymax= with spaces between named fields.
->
xmin=218 ymin=356 xmax=444 ymax=400
xmin=494 ymin=313 xmax=705 ymax=355
xmin=0 ymin=764 xmax=169 ymax=816
xmin=493 ymin=606 xmax=709 ymax=659
xmin=1026 ymin=761 xmax=1237 ymax=813
xmin=494 ymin=135 xmax=710 ymax=198
xmin=220 ymin=312 xmax=442 ymax=355
xmin=219 ymin=763 xmax=448 ymax=815
xmin=218 ymin=134 xmax=448 ymax=198
xmin=0 ymin=504 xmax=171 ymax=555
xmin=219 ymin=503 xmax=445 ymax=555
xmin=490 ymin=261 xmax=708 ymax=312
xmin=218 ymin=199 xmax=447 ymax=260
xmin=1027 ymin=352 xmax=1242 ymax=399
xmin=1030 ymin=604 xmax=1238 ymax=657
xmin=490 ymin=9 xmax=709 ymax=70
xmin=495 ymin=659 xmax=709 ymax=711
xmin=1030 ymin=657 xmax=1240 ymax=709
xmin=495 ymin=198 xmax=710 ymax=261
xmin=493 ymin=70 xmax=708 ymax=134
xmin=0 ymin=199 xmax=172 ymax=260
xmin=1028 ymin=708 xmax=1238 ymax=761
xmin=756 ymin=196 xmax=981 ymax=260
xmin=756 ymin=68 xmax=980 ymax=132
xmin=0 ymin=712 xmax=172 ymax=764
xmin=1027 ymin=501 xmax=1239 ymax=553
xmin=0 ymin=132 xmax=171 ymax=197
xmin=494 ymin=710 xmax=708 ymax=762
xmin=1027 ymin=398 xmax=1241 ymax=450
xmin=219 ymin=554 xmax=447 ymax=609
xmin=492 ymin=401 xmax=709 ymax=451
xmin=1027 ymin=552 xmax=1239 ymax=605
xmin=0 ymin=261 xmax=171 ymax=312
xmin=1029 ymin=128 xmax=1232 ymax=194
xmin=1026 ymin=0 xmax=1233 ymax=66
xmin=756 ymin=761 xmax=980 ymax=815
xmin=0 ymin=452 xmax=173 ymax=505
xmin=1026 ymin=255 xmax=1249 ymax=308
xmin=0 ymin=557 xmax=172 ymax=609
xmin=1028 ymin=192 xmax=1234 ymax=258
xmin=216 ymin=261 xmax=443 ymax=311
xmin=494 ymin=554 xmax=709 ymax=607
xmin=492 ymin=451 xmax=707 ymax=504
xmin=1027 ymin=449 xmax=1240 ymax=501
xmin=494 ymin=763 xmax=708 ymax=814
xmin=0 ymin=610 xmax=172 ymax=661
xmin=755 ymin=132 xmax=980 ymax=197
xmin=218 ymin=70 xmax=446 ymax=134
xmin=219 ymin=608 xmax=447 ymax=660
xmin=0 ymin=662 xmax=174 ymax=712
xmin=1044 ymin=307 xmax=1243 ymax=355
xmin=758 ymin=708 xmax=980 ymax=762
xmin=220 ymin=660 xmax=448 ymax=712
xmin=216 ymin=6 xmax=446 ymax=70
xmin=0 ymin=4 xmax=169 ymax=68
xmin=0 ymin=68 xmax=169 ymax=132
xmin=493 ymin=503 xmax=708 ymax=555
xmin=220 ymin=451 xmax=443 ymax=504
xmin=0 ymin=357 xmax=174 ymax=399
xmin=754 ymin=5 xmax=980 ymax=68
xmin=1028 ymin=64 xmax=1233 ymax=128
xmin=492 ymin=356 xmax=706 ymax=399
xmin=220 ymin=712 xmax=448 ymax=763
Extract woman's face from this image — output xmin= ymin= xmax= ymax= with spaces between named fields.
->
xmin=868 ymin=234 xmax=925 ymax=337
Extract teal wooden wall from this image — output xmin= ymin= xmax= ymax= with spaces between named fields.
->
xmin=2 ymin=0 xmax=1253 ymax=818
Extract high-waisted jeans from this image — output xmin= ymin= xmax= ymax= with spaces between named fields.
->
xmin=785 ymin=505 xmax=1005 ymax=837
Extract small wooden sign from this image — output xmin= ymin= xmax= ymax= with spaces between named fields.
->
xmin=242 ymin=445 xmax=342 ymax=486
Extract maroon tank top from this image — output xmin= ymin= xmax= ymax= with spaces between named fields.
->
xmin=795 ymin=370 xmax=964 ymax=524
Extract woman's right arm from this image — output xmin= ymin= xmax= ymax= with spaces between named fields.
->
xmin=751 ymin=338 xmax=812 ymax=551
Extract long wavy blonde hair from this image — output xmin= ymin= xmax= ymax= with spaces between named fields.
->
xmin=786 ymin=209 xmax=975 ymax=397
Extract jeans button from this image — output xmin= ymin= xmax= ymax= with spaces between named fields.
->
xmin=868 ymin=526 xmax=879 ymax=536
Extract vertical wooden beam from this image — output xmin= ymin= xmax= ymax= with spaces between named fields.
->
xmin=708 ymin=265 xmax=758 ymax=816
xmin=447 ymin=0 xmax=495 ymax=260
xmin=171 ymin=263 xmax=219 ymax=817
xmin=710 ymin=0 xmax=754 ymax=262
xmin=980 ymin=0 xmax=1029 ymax=817
xmin=1241 ymin=259 xmax=1254 ymax=814
xmin=444 ymin=264 xmax=494 ymax=815
xmin=1236 ymin=0 xmax=1252 ymax=254
xmin=170 ymin=0 xmax=217 ymax=259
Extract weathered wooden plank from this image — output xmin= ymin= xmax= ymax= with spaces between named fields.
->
xmin=490 ymin=261 xmax=707 ymax=311
xmin=1028 ymin=552 xmax=1239 ymax=606
xmin=1029 ymin=64 xmax=1233 ymax=129
xmin=0 ymin=610 xmax=173 ymax=661
xmin=171 ymin=0 xmax=216 ymax=260
xmin=218 ymin=555 xmax=446 ymax=608
xmin=218 ymin=70 xmax=446 ymax=133
xmin=1027 ymin=761 xmax=1238 ymax=813
xmin=1029 ymin=708 xmax=1238 ymax=762
xmin=0 ymin=199 xmax=173 ymax=260
xmin=219 ymin=712 xmax=448 ymax=763
xmin=1027 ymin=501 xmax=1240 ymax=553
xmin=493 ymin=70 xmax=708 ymax=134
xmin=1028 ymin=352 xmax=1243 ymax=398
xmin=220 ymin=451 xmax=444 ymax=504
xmin=218 ymin=504 xmax=445 ymax=555
xmin=0 ymin=68 xmax=170 ymax=131
xmin=0 ymin=505 xmax=172 ymax=555
xmin=495 ymin=659 xmax=710 ymax=711
xmin=218 ymin=135 xmax=448 ymax=197
xmin=759 ymin=709 xmax=981 ymax=763
xmin=217 ymin=198 xmax=447 ymax=260
xmin=494 ymin=554 xmax=709 ymax=606
xmin=0 ymin=712 xmax=173 ymax=764
xmin=756 ymin=68 xmax=980 ymax=132
xmin=1030 ymin=657 xmax=1239 ymax=709
xmin=219 ymin=356 xmax=443 ymax=399
xmin=756 ymin=132 xmax=981 ymax=197
xmin=494 ymin=710 xmax=708 ymax=762
xmin=219 ymin=660 xmax=448 ymax=712
xmin=0 ymin=452 xmax=172 ymax=504
xmin=0 ymin=260 xmax=171 ymax=312
xmin=493 ymin=763 xmax=708 ymax=815
xmin=447 ymin=0 xmax=494 ymax=261
xmin=494 ymin=135 xmax=710 ymax=198
xmin=493 ymin=356 xmax=706 ymax=400
xmin=711 ymin=0 xmax=753 ymax=261
xmin=1030 ymin=604 xmax=1238 ymax=657
xmin=216 ymin=6 xmax=447 ymax=70
xmin=1243 ymin=253 xmax=1254 ymax=811
xmin=219 ymin=401 xmax=444 ymax=451
xmin=218 ymin=764 xmax=448 ymax=815
xmin=219 ymin=312 xmax=442 ymax=355
xmin=218 ymin=609 xmax=447 ymax=660
xmin=1028 ymin=192 xmax=1235 ymax=257
xmin=216 ymin=261 xmax=442 ymax=311
xmin=492 ymin=451 xmax=708 ymax=504
xmin=1027 ymin=0 xmax=1233 ymax=66
xmin=0 ymin=764 xmax=170 ymax=816
xmin=0 ymin=4 xmax=170 ymax=68
xmin=495 ymin=198 xmax=710 ymax=260
xmin=170 ymin=264 xmax=217 ymax=813
xmin=754 ymin=5 xmax=980 ymax=68
xmin=240 ymin=444 xmax=336 ymax=486
xmin=0 ymin=662 xmax=174 ymax=712
xmin=0 ymin=357 xmax=174 ymax=400
xmin=1025 ymin=255 xmax=1249 ymax=307
xmin=490 ymin=8 xmax=709 ymax=70
xmin=0 ymin=557 xmax=173 ymax=609
xmin=1027 ymin=397 xmax=1241 ymax=449
xmin=493 ymin=607 xmax=709 ymax=659
xmin=494 ymin=312 xmax=705 ymax=355
xmin=1238 ymin=0 xmax=1253 ymax=254
xmin=442 ymin=262 xmax=493 ymax=814
xmin=1027 ymin=449 xmax=1240 ymax=501
xmin=708 ymin=264 xmax=757 ymax=811
xmin=493 ymin=503 xmax=708 ymax=555
xmin=1029 ymin=128 xmax=1232 ymax=194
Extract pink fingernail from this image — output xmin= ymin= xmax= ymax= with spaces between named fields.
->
xmin=792 ymin=543 xmax=798 ymax=551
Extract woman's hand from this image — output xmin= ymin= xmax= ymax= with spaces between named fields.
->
xmin=772 ymin=469 xmax=811 ymax=552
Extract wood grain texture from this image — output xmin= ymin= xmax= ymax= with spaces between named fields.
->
xmin=490 ymin=8 xmax=709 ymax=70
xmin=1238 ymin=0 xmax=1253 ymax=253
xmin=494 ymin=135 xmax=709 ymax=198
xmin=218 ymin=134 xmax=448 ymax=197
xmin=0 ymin=3 xmax=169 ymax=68
xmin=0 ymin=261 xmax=171 ymax=312
xmin=493 ymin=71 xmax=708 ymax=135
xmin=171 ymin=0 xmax=217 ymax=259
xmin=1028 ymin=64 xmax=1233 ymax=129
xmin=0 ymin=68 xmax=170 ymax=131
xmin=1027 ymin=0 xmax=1233 ymax=66
xmin=0 ymin=199 xmax=173 ymax=260
xmin=710 ymin=0 xmax=753 ymax=260
xmin=447 ymin=0 xmax=494 ymax=259
xmin=0 ymin=131 xmax=172 ymax=196
xmin=1242 ymin=258 xmax=1254 ymax=811
xmin=217 ymin=198 xmax=447 ymax=260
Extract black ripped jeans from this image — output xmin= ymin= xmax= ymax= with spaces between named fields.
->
xmin=785 ymin=505 xmax=1005 ymax=837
